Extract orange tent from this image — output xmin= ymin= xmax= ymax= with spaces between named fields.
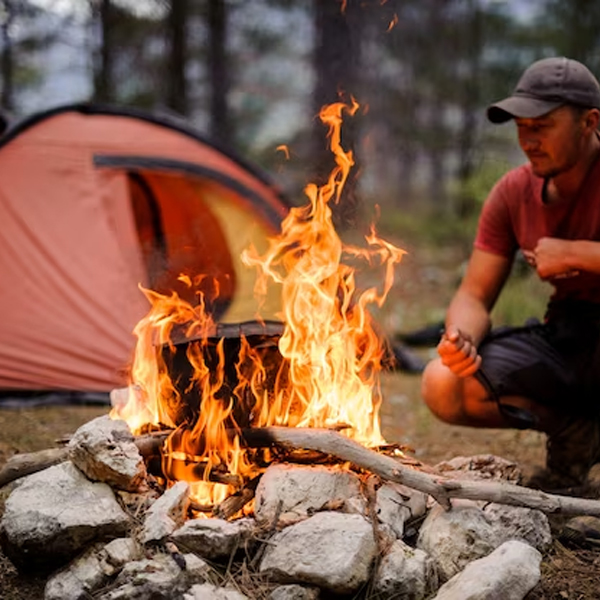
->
xmin=0 ymin=104 xmax=289 ymax=404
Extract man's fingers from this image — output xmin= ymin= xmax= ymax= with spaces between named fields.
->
xmin=448 ymin=354 xmax=481 ymax=378
xmin=440 ymin=341 xmax=476 ymax=366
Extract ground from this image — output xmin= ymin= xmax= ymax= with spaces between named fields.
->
xmin=1 ymin=386 xmax=599 ymax=599
xmin=0 ymin=237 xmax=599 ymax=598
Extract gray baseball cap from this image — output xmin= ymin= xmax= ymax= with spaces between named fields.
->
xmin=487 ymin=57 xmax=600 ymax=123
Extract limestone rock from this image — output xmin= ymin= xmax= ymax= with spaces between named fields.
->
xmin=260 ymin=511 xmax=376 ymax=594
xmin=0 ymin=462 xmax=130 ymax=572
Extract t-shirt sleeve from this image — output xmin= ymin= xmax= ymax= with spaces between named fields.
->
xmin=474 ymin=173 xmax=519 ymax=258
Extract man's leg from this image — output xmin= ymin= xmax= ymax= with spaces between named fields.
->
xmin=421 ymin=357 xmax=558 ymax=429
xmin=421 ymin=355 xmax=600 ymax=490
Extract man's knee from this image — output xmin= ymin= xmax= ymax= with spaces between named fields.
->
xmin=421 ymin=359 xmax=466 ymax=424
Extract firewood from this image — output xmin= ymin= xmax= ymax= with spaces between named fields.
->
xmin=239 ymin=426 xmax=600 ymax=517
xmin=213 ymin=475 xmax=261 ymax=520
xmin=0 ymin=432 xmax=168 ymax=488
xmin=0 ymin=447 xmax=68 ymax=488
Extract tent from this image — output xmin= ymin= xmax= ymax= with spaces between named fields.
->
xmin=0 ymin=104 xmax=291 ymax=404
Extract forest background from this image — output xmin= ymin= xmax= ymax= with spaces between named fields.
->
xmin=3 ymin=0 xmax=600 ymax=359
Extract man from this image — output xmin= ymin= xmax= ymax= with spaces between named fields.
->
xmin=421 ymin=57 xmax=600 ymax=491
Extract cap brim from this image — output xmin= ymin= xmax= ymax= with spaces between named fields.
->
xmin=487 ymin=96 xmax=563 ymax=123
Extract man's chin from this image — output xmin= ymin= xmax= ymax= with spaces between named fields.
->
xmin=529 ymin=161 xmax=556 ymax=179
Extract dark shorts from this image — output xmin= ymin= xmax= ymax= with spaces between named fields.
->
xmin=476 ymin=303 xmax=600 ymax=418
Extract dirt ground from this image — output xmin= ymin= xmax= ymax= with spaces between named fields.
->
xmin=0 ymin=381 xmax=599 ymax=599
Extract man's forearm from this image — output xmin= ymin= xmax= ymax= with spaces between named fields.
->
xmin=445 ymin=291 xmax=492 ymax=347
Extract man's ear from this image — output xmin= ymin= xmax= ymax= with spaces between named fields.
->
xmin=587 ymin=108 xmax=600 ymax=131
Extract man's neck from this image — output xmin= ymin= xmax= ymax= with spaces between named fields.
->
xmin=549 ymin=133 xmax=600 ymax=202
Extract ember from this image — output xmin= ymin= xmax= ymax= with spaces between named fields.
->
xmin=111 ymin=99 xmax=406 ymax=509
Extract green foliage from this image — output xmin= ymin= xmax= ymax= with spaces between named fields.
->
xmin=491 ymin=268 xmax=552 ymax=326
xmin=376 ymin=208 xmax=476 ymax=248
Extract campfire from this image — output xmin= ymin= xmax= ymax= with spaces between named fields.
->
xmin=3 ymin=101 xmax=600 ymax=599
xmin=111 ymin=98 xmax=406 ymax=513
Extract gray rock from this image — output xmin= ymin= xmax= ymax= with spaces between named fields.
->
xmin=254 ymin=464 xmax=364 ymax=526
xmin=260 ymin=511 xmax=376 ymax=594
xmin=432 ymin=540 xmax=541 ymax=599
xmin=374 ymin=539 xmax=436 ymax=599
xmin=68 ymin=414 xmax=147 ymax=492
xmin=0 ymin=462 xmax=130 ymax=572
xmin=142 ymin=480 xmax=190 ymax=544
xmin=269 ymin=584 xmax=320 ymax=599
xmin=171 ymin=517 xmax=254 ymax=560
xmin=184 ymin=583 xmax=249 ymax=600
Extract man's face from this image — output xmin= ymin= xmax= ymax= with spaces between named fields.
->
xmin=515 ymin=106 xmax=588 ymax=178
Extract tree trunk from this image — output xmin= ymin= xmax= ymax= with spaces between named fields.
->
xmin=93 ymin=0 xmax=115 ymax=103
xmin=166 ymin=0 xmax=189 ymax=116
xmin=208 ymin=0 xmax=231 ymax=144
xmin=0 ymin=0 xmax=15 ymax=112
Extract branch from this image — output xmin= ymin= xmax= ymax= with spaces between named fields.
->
xmin=242 ymin=426 xmax=600 ymax=517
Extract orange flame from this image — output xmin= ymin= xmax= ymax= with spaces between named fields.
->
xmin=112 ymin=99 xmax=405 ymax=507
xmin=242 ymin=100 xmax=405 ymax=446
xmin=276 ymin=144 xmax=290 ymax=160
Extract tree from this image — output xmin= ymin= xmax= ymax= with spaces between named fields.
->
xmin=91 ymin=0 xmax=116 ymax=103
xmin=207 ymin=0 xmax=231 ymax=143
xmin=538 ymin=0 xmax=600 ymax=74
xmin=166 ymin=0 xmax=189 ymax=117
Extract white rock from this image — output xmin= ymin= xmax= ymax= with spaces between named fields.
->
xmin=432 ymin=540 xmax=541 ymax=599
xmin=0 ymin=462 xmax=130 ymax=572
xmin=376 ymin=482 xmax=427 ymax=539
xmin=417 ymin=500 xmax=497 ymax=581
xmin=142 ymin=480 xmax=190 ymax=544
xmin=269 ymin=584 xmax=320 ymax=599
xmin=184 ymin=583 xmax=249 ymax=600
xmin=374 ymin=539 xmax=436 ymax=599
xmin=68 ymin=414 xmax=147 ymax=492
xmin=417 ymin=499 xmax=551 ymax=582
xmin=260 ymin=511 xmax=376 ymax=594
xmin=171 ymin=517 xmax=254 ymax=559
xmin=254 ymin=464 xmax=364 ymax=526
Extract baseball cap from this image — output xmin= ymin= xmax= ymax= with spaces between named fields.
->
xmin=487 ymin=57 xmax=600 ymax=123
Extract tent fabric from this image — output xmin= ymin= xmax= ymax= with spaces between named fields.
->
xmin=0 ymin=104 xmax=289 ymax=395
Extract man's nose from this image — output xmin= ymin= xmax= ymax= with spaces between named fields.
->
xmin=520 ymin=136 xmax=540 ymax=152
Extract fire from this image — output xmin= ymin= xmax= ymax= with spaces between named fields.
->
xmin=111 ymin=99 xmax=405 ymax=508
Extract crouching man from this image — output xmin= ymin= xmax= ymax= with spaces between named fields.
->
xmin=421 ymin=57 xmax=600 ymax=492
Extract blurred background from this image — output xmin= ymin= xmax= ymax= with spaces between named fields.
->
xmin=2 ymin=0 xmax=596 ymax=331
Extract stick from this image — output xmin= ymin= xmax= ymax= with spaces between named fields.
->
xmin=0 ymin=432 xmax=169 ymax=488
xmin=0 ymin=448 xmax=68 ymax=488
xmin=241 ymin=426 xmax=600 ymax=517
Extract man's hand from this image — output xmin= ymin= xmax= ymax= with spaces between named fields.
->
xmin=523 ymin=238 xmax=579 ymax=281
xmin=437 ymin=326 xmax=481 ymax=378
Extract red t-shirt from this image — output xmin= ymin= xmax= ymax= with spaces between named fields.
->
xmin=474 ymin=156 xmax=600 ymax=305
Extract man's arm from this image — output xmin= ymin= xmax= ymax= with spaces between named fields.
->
xmin=438 ymin=248 xmax=513 ymax=377
xmin=530 ymin=237 xmax=600 ymax=280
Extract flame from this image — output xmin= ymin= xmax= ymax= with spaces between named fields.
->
xmin=112 ymin=99 xmax=405 ymax=508
xmin=276 ymin=144 xmax=290 ymax=160
xmin=242 ymin=99 xmax=405 ymax=446
xmin=387 ymin=14 xmax=399 ymax=31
